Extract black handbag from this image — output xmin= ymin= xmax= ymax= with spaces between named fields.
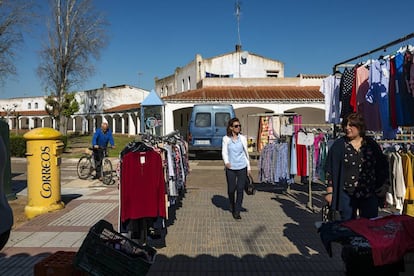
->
xmin=321 ymin=204 xmax=341 ymax=222
xmin=244 ymin=175 xmax=256 ymax=195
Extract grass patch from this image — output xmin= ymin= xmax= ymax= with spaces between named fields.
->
xmin=64 ymin=133 xmax=136 ymax=158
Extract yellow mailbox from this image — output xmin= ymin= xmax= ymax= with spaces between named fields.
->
xmin=23 ymin=127 xmax=65 ymax=219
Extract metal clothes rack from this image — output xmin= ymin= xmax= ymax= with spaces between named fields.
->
xmin=333 ymin=32 xmax=414 ymax=73
xmin=376 ymin=140 xmax=414 ymax=144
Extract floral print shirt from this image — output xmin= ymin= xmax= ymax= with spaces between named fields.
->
xmin=343 ymin=139 xmax=378 ymax=198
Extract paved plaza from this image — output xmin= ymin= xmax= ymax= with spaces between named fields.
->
xmin=1 ymin=158 xmax=348 ymax=275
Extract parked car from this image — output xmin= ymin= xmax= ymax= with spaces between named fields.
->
xmin=188 ymin=104 xmax=235 ymax=155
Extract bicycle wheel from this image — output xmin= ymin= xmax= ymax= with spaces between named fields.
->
xmin=102 ymin=158 xmax=113 ymax=185
xmin=77 ymin=156 xmax=92 ymax=179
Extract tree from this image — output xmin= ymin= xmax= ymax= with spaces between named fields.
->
xmin=37 ymin=0 xmax=108 ymax=134
xmin=45 ymin=92 xmax=79 ymax=133
xmin=0 ymin=0 xmax=35 ymax=84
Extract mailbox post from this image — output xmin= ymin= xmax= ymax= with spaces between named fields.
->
xmin=23 ymin=128 xmax=65 ymax=219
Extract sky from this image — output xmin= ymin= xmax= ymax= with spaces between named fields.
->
xmin=1 ymin=0 xmax=414 ymax=99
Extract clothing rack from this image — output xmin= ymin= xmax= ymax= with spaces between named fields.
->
xmin=333 ymin=32 xmax=414 ymax=73
xmin=247 ymin=113 xmax=298 ymax=117
xmin=376 ymin=140 xmax=414 ymax=143
xmin=248 ymin=113 xmax=298 ymax=148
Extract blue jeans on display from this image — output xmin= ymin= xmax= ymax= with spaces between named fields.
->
xmin=339 ymin=190 xmax=379 ymax=221
xmin=225 ymin=167 xmax=247 ymax=214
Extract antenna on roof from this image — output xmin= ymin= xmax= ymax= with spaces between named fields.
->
xmin=235 ymin=0 xmax=242 ymax=49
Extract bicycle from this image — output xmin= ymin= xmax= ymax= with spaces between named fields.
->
xmin=77 ymin=147 xmax=114 ymax=185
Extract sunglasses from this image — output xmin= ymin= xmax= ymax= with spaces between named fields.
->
xmin=232 ymin=124 xmax=241 ymax=128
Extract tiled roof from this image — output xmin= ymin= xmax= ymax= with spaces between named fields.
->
xmin=297 ymin=74 xmax=329 ymax=79
xmin=104 ymin=103 xmax=141 ymax=113
xmin=162 ymin=86 xmax=323 ymax=102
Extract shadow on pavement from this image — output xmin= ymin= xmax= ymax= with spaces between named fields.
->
xmin=270 ymin=183 xmax=344 ymax=273
xmin=148 ymin=252 xmax=345 ymax=275
xmin=211 ymin=194 xmax=248 ymax=213
xmin=11 ymin=179 xmax=27 ymax=194
xmin=0 ymin=250 xmax=346 ymax=275
xmin=0 ymin=252 xmax=54 ymax=275
xmin=61 ymin=194 xmax=83 ymax=205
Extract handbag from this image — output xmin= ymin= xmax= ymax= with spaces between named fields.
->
xmin=244 ymin=175 xmax=256 ymax=195
xmin=321 ymin=204 xmax=341 ymax=222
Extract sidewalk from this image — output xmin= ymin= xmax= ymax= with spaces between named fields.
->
xmin=1 ymin=158 xmax=348 ymax=275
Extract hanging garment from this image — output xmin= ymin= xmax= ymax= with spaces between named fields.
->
xmin=272 ymin=116 xmax=281 ymax=139
xmin=402 ymin=51 xmax=414 ymax=125
xmin=313 ymin=133 xmax=325 ymax=181
xmin=268 ymin=117 xmax=276 ymax=141
xmin=409 ymin=55 xmax=414 ymax=95
xmin=394 ymin=51 xmax=414 ymax=126
xmin=388 ymin=152 xmax=406 ymax=212
xmin=320 ymin=74 xmax=342 ymax=123
xmin=317 ymin=136 xmax=328 ymax=182
xmin=257 ymin=116 xmax=270 ymax=152
xmin=355 ymin=65 xmax=382 ymax=131
xmin=290 ymin=133 xmax=297 ymax=175
xmin=258 ymin=143 xmax=289 ymax=184
xmin=120 ymin=150 xmax=167 ymax=222
xmin=401 ymin=152 xmax=414 ymax=201
xmin=366 ymin=59 xmax=397 ymax=139
xmin=339 ymin=67 xmax=355 ymax=119
xmin=349 ymin=65 xmax=358 ymax=112
xmin=294 ymin=116 xmax=307 ymax=177
xmin=389 ymin=57 xmax=398 ymax=129
xmin=164 ymin=144 xmax=179 ymax=197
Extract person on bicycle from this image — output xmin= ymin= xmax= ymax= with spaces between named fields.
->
xmin=92 ymin=121 xmax=115 ymax=180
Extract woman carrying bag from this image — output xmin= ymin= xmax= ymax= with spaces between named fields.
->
xmin=222 ymin=117 xmax=251 ymax=220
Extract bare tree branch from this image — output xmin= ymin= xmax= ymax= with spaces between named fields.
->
xmin=37 ymin=0 xmax=109 ymax=133
xmin=0 ymin=0 xmax=35 ymax=84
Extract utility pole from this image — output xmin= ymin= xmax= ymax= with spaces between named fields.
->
xmin=137 ymin=72 xmax=143 ymax=88
xmin=235 ymin=0 xmax=242 ymax=47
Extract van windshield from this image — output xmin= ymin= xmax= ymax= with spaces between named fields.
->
xmin=195 ymin=113 xmax=211 ymax=127
xmin=215 ymin=112 xmax=230 ymax=127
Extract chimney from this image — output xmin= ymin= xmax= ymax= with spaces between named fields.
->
xmin=235 ymin=44 xmax=242 ymax=52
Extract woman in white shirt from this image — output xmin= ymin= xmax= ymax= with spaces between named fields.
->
xmin=222 ymin=118 xmax=251 ymax=220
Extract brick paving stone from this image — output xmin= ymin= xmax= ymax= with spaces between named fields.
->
xmin=3 ymin=159 xmax=352 ymax=275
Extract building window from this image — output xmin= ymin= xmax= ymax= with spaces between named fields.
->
xmin=34 ymin=102 xmax=38 ymax=109
xmin=266 ymin=70 xmax=279 ymax=78
xmin=28 ymin=103 xmax=31 ymax=109
xmin=181 ymin=79 xmax=185 ymax=92
xmin=187 ymin=76 xmax=191 ymax=90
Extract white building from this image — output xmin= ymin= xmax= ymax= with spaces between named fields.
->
xmin=153 ymin=46 xmax=327 ymax=139
xmin=156 ymin=45 xmax=286 ymax=96
xmin=0 ymin=84 xmax=149 ymax=135
xmin=1 ymin=46 xmax=328 ymax=139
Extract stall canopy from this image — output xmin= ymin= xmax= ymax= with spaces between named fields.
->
xmin=140 ymin=89 xmax=165 ymax=134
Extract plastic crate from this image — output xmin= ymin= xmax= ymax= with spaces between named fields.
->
xmin=34 ymin=251 xmax=87 ymax=276
xmin=73 ymin=220 xmax=157 ymax=276
xmin=341 ymin=236 xmax=404 ymax=275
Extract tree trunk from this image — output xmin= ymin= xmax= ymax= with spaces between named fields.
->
xmin=59 ymin=116 xmax=67 ymax=135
